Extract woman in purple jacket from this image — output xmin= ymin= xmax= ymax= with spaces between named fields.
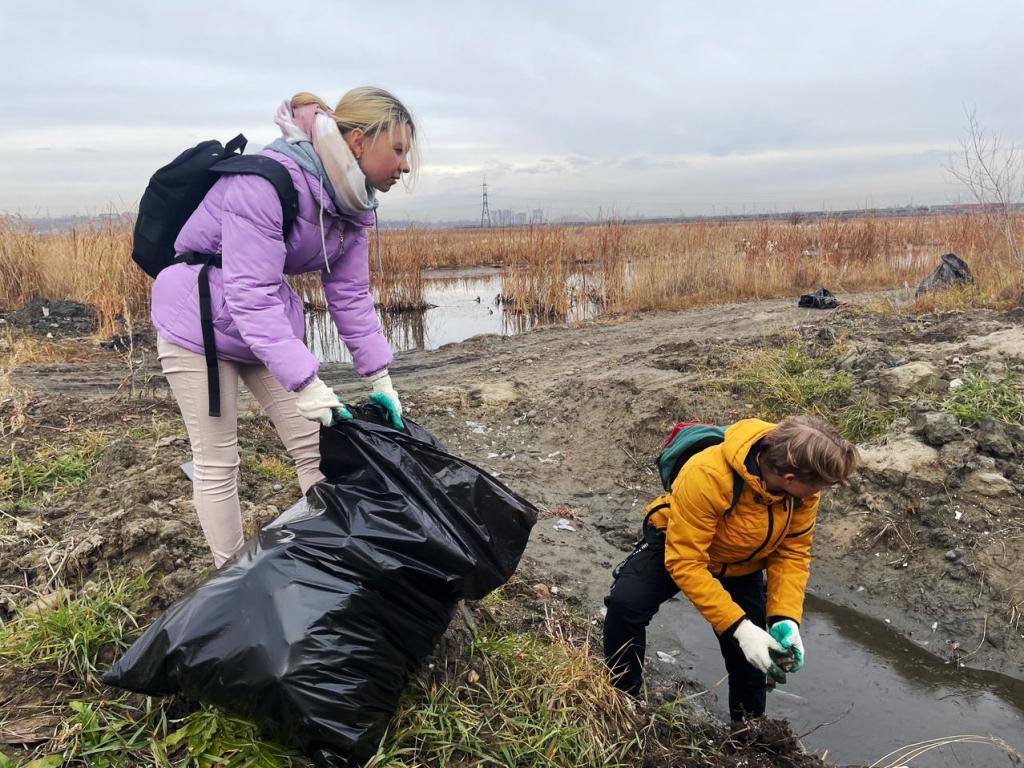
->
xmin=152 ymin=88 xmax=417 ymax=566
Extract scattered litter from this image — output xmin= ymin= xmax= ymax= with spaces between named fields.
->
xmin=550 ymin=586 xmax=560 ymax=595
xmin=949 ymin=378 xmax=964 ymax=391
xmin=915 ymin=252 xmax=972 ymax=297
xmin=798 ymin=287 xmax=838 ymax=309
xmin=856 ymin=585 xmax=865 ymax=592
xmin=15 ymin=518 xmax=42 ymax=534
xmin=465 ymin=420 xmax=489 ymax=435
xmin=884 ymin=619 xmax=892 ymax=624
xmin=486 ymin=452 xmax=499 ymax=459
xmin=552 ymin=518 xmax=577 ymax=532
xmin=772 ymin=689 xmax=807 ymax=703
xmin=931 ymin=622 xmax=938 ymax=632
xmin=656 ymin=650 xmax=680 ymax=664
xmin=954 ymin=510 xmax=963 ymax=521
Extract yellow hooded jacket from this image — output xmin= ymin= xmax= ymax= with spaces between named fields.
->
xmin=646 ymin=419 xmax=819 ymax=634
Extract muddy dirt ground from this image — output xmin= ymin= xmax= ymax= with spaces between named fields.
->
xmin=2 ymin=293 xmax=1023 ymax=763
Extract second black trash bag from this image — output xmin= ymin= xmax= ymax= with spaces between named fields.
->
xmin=102 ymin=405 xmax=537 ymax=767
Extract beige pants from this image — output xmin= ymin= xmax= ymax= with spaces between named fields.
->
xmin=158 ymin=335 xmax=324 ymax=567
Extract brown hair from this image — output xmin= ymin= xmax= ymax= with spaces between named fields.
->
xmin=759 ymin=415 xmax=860 ymax=485
xmin=291 ymin=87 xmax=420 ymax=183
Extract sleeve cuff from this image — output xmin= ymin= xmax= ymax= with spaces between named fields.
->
xmin=719 ymin=616 xmax=746 ymax=639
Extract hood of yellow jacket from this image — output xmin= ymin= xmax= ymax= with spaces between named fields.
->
xmin=721 ymin=419 xmax=790 ymax=503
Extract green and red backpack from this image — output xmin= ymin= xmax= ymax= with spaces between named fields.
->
xmin=655 ymin=422 xmax=744 ymax=514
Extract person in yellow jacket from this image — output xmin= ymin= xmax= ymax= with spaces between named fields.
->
xmin=603 ymin=415 xmax=859 ymax=721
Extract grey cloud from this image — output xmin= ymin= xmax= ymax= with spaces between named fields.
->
xmin=1 ymin=0 xmax=1022 ymax=218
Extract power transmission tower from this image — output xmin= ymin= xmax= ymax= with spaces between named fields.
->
xmin=480 ymin=177 xmax=491 ymax=228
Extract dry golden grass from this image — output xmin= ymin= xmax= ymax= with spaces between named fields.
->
xmin=1 ymin=213 xmax=1021 ymax=332
xmin=0 ymin=327 xmax=103 ymax=370
xmin=0 ymin=215 xmax=148 ymax=335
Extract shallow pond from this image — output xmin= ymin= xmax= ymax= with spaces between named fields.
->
xmin=663 ymin=592 xmax=1023 ymax=766
xmin=306 ymin=266 xmax=597 ymax=363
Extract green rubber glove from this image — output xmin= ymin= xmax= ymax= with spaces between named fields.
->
xmin=368 ymin=393 xmax=403 ymax=429
xmin=366 ymin=370 xmax=405 ymax=430
xmin=769 ymin=619 xmax=805 ymax=672
xmin=331 ymin=405 xmax=353 ymax=425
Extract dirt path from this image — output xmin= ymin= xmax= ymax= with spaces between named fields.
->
xmin=8 ymin=293 xmax=1024 ymax=686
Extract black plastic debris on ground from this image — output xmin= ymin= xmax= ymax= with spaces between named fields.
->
xmin=4 ymin=298 xmax=97 ymax=337
xmin=103 ymin=404 xmax=538 ymax=767
xmin=915 ymin=252 xmax=973 ymax=297
xmin=798 ymin=287 xmax=839 ymax=309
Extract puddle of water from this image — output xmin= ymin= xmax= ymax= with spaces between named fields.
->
xmin=659 ymin=593 xmax=1023 ymax=766
xmin=306 ymin=266 xmax=598 ymax=363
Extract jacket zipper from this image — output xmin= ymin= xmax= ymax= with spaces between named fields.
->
xmin=771 ymin=498 xmax=794 ymax=549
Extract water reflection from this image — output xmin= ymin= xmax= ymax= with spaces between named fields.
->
xmin=663 ymin=592 xmax=1024 ymax=767
xmin=305 ymin=266 xmax=600 ymax=364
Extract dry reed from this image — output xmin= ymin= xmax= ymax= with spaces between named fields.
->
xmin=1 ymin=214 xmax=1020 ymax=336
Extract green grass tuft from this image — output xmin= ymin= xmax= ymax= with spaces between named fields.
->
xmin=0 ymin=435 xmax=106 ymax=509
xmin=243 ymin=455 xmax=297 ymax=484
xmin=0 ymin=572 xmax=150 ymax=683
xmin=939 ymin=370 xmax=1024 ymax=424
xmin=724 ymin=345 xmax=898 ymax=443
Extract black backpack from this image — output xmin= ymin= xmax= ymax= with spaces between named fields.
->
xmin=132 ymin=135 xmax=300 ymax=417
xmin=132 ymin=134 xmax=299 ymax=277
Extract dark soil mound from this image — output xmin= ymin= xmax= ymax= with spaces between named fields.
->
xmin=5 ymin=298 xmax=98 ymax=337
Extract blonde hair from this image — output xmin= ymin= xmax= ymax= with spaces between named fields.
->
xmin=291 ymin=87 xmax=420 ymax=185
xmin=760 ymin=415 xmax=860 ymax=485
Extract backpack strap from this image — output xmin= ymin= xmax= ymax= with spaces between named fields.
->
xmin=223 ymin=133 xmax=247 ymax=156
xmin=211 ymin=154 xmax=299 ymax=236
xmin=173 ymin=155 xmax=299 ymax=418
xmin=175 ymin=253 xmax=223 ymax=417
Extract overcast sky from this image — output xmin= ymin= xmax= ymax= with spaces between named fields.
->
xmin=1 ymin=0 xmax=1021 ymax=221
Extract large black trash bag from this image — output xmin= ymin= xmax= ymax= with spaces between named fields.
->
xmin=102 ymin=404 xmax=537 ymax=767
xmin=915 ymin=252 xmax=973 ymax=297
xmin=798 ymin=287 xmax=838 ymax=309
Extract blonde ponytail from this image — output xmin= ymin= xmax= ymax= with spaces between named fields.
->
xmin=290 ymin=91 xmax=331 ymax=113
xmin=289 ymin=87 xmax=419 ymax=185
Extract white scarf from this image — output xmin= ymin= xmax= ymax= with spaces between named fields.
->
xmin=273 ymin=101 xmax=377 ymax=214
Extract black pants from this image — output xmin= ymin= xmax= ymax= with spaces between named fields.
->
xmin=602 ymin=531 xmax=767 ymax=721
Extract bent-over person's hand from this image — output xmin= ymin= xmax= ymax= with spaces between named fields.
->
xmin=733 ymin=619 xmax=785 ymax=680
xmin=366 ymin=370 xmax=404 ymax=429
xmin=296 ymin=377 xmax=351 ymax=426
xmin=769 ymin=619 xmax=805 ymax=672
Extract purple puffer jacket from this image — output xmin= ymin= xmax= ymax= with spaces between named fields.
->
xmin=151 ymin=149 xmax=393 ymax=391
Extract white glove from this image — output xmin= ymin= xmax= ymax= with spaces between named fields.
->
xmin=295 ymin=376 xmax=345 ymax=426
xmin=733 ymin=619 xmax=785 ymax=675
xmin=365 ymin=370 xmax=404 ymax=428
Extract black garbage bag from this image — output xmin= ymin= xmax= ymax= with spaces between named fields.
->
xmin=798 ymin=287 xmax=838 ymax=309
xmin=915 ymin=252 xmax=973 ymax=297
xmin=102 ymin=405 xmax=537 ymax=767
